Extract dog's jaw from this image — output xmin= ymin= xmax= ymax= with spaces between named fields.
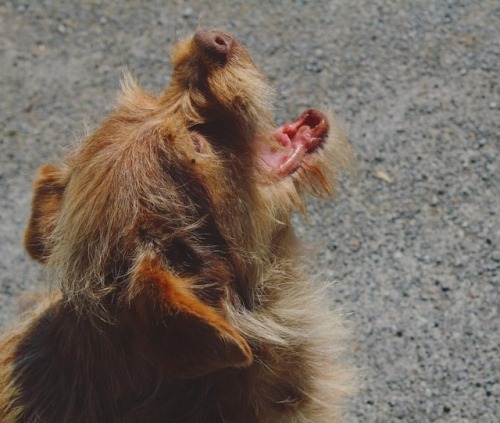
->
xmin=259 ymin=109 xmax=329 ymax=177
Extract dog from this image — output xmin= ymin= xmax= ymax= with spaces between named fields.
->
xmin=0 ymin=30 xmax=355 ymax=422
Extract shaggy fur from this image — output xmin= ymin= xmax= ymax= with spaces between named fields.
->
xmin=0 ymin=30 xmax=355 ymax=422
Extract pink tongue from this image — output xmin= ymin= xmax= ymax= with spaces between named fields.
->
xmin=294 ymin=125 xmax=314 ymax=149
xmin=260 ymin=109 xmax=328 ymax=176
xmin=276 ymin=144 xmax=306 ymax=175
xmin=275 ymin=131 xmax=291 ymax=148
xmin=260 ymin=126 xmax=314 ymax=175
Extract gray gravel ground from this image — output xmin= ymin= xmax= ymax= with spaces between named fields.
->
xmin=1 ymin=1 xmax=498 ymax=421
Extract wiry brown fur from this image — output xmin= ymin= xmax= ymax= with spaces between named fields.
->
xmin=0 ymin=30 xmax=355 ymax=422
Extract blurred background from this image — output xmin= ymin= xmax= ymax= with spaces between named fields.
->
xmin=1 ymin=1 xmax=498 ymax=421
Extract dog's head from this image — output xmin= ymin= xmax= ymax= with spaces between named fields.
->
xmin=25 ymin=30 xmax=352 ymax=377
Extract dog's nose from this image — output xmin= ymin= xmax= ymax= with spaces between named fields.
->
xmin=194 ymin=30 xmax=233 ymax=62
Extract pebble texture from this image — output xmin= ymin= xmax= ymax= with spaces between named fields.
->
xmin=0 ymin=1 xmax=498 ymax=421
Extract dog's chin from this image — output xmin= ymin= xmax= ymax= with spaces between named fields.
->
xmin=258 ymin=109 xmax=329 ymax=178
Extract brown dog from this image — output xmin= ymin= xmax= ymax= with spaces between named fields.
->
xmin=0 ymin=30 xmax=354 ymax=422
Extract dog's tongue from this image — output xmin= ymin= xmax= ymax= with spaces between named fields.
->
xmin=260 ymin=109 xmax=328 ymax=176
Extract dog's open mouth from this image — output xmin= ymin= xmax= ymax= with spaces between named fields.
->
xmin=259 ymin=109 xmax=329 ymax=177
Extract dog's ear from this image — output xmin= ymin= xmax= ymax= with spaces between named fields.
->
xmin=128 ymin=253 xmax=253 ymax=378
xmin=24 ymin=164 xmax=66 ymax=263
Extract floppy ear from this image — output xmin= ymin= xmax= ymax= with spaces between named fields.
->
xmin=127 ymin=253 xmax=253 ymax=378
xmin=24 ymin=164 xmax=66 ymax=263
